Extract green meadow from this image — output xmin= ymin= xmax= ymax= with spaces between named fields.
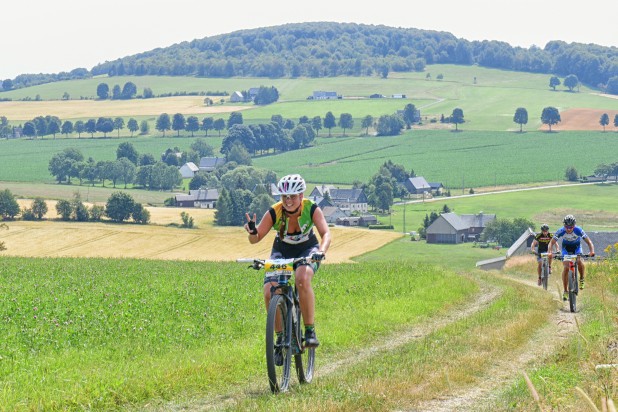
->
xmin=1 ymin=64 xmax=617 ymax=410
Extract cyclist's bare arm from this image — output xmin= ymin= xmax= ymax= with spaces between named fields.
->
xmin=584 ymin=237 xmax=595 ymax=256
xmin=245 ymin=210 xmax=274 ymax=244
xmin=547 ymin=238 xmax=558 ymax=256
xmin=312 ymin=207 xmax=331 ymax=254
xmin=530 ymin=239 xmax=538 ymax=254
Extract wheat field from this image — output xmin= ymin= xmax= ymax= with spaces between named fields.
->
xmin=0 ymin=96 xmax=251 ymax=121
xmin=3 ymin=200 xmax=401 ymax=262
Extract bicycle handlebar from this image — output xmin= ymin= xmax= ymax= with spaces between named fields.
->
xmin=553 ymin=253 xmax=594 ymax=260
xmin=236 ymin=256 xmax=320 ymax=270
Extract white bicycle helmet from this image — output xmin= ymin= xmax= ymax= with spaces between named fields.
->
xmin=563 ymin=214 xmax=576 ymax=226
xmin=277 ymin=174 xmax=306 ymax=195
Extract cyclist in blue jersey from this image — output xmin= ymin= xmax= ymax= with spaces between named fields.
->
xmin=548 ymin=214 xmax=595 ymax=301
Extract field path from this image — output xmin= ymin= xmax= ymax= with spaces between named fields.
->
xmin=151 ymin=281 xmax=503 ymax=411
xmin=153 ymin=273 xmax=581 ymax=412
xmin=411 ymin=275 xmax=580 ymax=412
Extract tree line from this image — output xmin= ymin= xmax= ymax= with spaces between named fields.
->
xmin=0 ymin=189 xmax=149 ymax=224
xmin=3 ymin=22 xmax=617 ymax=95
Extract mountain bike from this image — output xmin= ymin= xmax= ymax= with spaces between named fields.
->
xmin=531 ymin=252 xmax=552 ymax=290
xmin=554 ymin=253 xmax=592 ymax=313
xmin=237 ymin=257 xmax=315 ymax=393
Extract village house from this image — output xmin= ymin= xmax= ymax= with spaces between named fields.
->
xmin=311 ymin=91 xmax=339 ymax=100
xmin=229 ymin=91 xmax=244 ymax=103
xmin=426 ymin=212 xmax=496 ymax=244
xmin=179 ymin=162 xmax=199 ymax=179
xmin=404 ymin=176 xmax=432 ymax=196
xmin=198 ymin=157 xmax=226 ymax=172
xmin=309 ymin=186 xmax=368 ymax=214
xmin=175 ymin=189 xmax=220 ymax=208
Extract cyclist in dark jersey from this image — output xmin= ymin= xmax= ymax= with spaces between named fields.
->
xmin=244 ymin=174 xmax=331 ymax=348
xmin=530 ymin=224 xmax=556 ymax=286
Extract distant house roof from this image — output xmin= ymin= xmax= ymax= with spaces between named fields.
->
xmin=460 ymin=213 xmax=496 ymax=228
xmin=230 ymin=91 xmax=244 ymax=102
xmin=312 ymin=91 xmax=338 ymax=99
xmin=175 ymin=188 xmax=219 ymax=202
xmin=438 ymin=213 xmax=469 ymax=231
xmin=309 ymin=185 xmax=338 ymax=197
xmin=328 ymin=188 xmax=367 ymax=203
xmin=429 ymin=182 xmax=444 ymax=190
xmin=179 ymin=162 xmax=200 ymax=178
xmin=198 ymin=157 xmax=226 ymax=172
xmin=404 ymin=176 xmax=431 ymax=193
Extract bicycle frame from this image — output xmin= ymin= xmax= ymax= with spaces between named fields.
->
xmin=237 ymin=257 xmax=315 ymax=393
xmin=554 ymin=253 xmax=592 ymax=313
xmin=539 ymin=252 xmax=550 ymax=290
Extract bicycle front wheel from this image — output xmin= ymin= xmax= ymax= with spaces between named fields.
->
xmin=294 ymin=305 xmax=315 ymax=384
xmin=568 ymin=265 xmax=578 ymax=313
xmin=542 ymin=261 xmax=549 ymax=290
xmin=266 ymin=294 xmax=292 ymax=393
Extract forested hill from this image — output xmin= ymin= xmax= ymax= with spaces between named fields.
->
xmin=6 ymin=22 xmax=618 ymax=93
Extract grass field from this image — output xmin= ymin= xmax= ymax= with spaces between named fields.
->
xmin=1 ymin=64 xmax=617 ymax=410
xmin=2 ymin=129 xmax=618 ymax=190
xmin=2 ymin=65 xmax=618 ymax=132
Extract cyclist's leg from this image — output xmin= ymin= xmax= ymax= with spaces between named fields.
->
xmin=295 ymin=264 xmax=316 ymax=326
xmin=295 ymin=245 xmax=320 ymax=346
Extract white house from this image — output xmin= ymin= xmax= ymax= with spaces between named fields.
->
xmin=179 ymin=162 xmax=199 ymax=178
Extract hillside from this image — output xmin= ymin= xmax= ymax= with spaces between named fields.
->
xmin=4 ymin=22 xmax=618 ymax=94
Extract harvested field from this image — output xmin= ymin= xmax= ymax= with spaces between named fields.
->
xmin=4 ymin=200 xmax=401 ymax=263
xmin=0 ymin=96 xmax=252 ymax=121
xmin=542 ymin=108 xmax=618 ymax=131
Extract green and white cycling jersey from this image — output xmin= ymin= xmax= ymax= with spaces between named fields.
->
xmin=268 ymin=198 xmax=318 ymax=245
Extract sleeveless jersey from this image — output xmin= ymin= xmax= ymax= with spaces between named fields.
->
xmin=268 ymin=198 xmax=318 ymax=245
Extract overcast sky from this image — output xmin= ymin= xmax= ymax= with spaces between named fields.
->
xmin=2 ymin=0 xmax=616 ymax=80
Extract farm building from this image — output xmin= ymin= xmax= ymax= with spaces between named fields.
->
xmin=175 ymin=189 xmax=219 ymax=208
xmin=229 ymin=91 xmax=244 ymax=102
xmin=429 ymin=182 xmax=444 ymax=195
xmin=311 ymin=187 xmax=368 ymax=214
xmin=198 ymin=157 xmax=226 ymax=172
xmin=404 ymin=176 xmax=431 ymax=195
xmin=322 ymin=206 xmax=347 ymax=224
xmin=311 ymin=91 xmax=339 ymax=100
xmin=426 ymin=212 xmax=496 ymax=244
xmin=179 ymin=162 xmax=199 ymax=178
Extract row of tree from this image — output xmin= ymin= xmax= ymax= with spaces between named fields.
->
xmin=0 ymin=189 xmax=149 ymax=224
xmin=48 ymin=145 xmax=183 ymax=191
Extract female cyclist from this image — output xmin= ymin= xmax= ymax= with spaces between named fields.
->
xmin=244 ymin=174 xmax=331 ymax=347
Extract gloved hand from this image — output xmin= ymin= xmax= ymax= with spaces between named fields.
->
xmin=247 ymin=220 xmax=257 ymax=235
xmin=312 ymin=252 xmax=325 ymax=262
xmin=590 ymin=251 xmax=595 ymax=257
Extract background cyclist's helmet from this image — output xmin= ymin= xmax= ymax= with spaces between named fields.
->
xmin=540 ymin=224 xmax=549 ymax=231
xmin=277 ymin=174 xmax=306 ymax=195
xmin=563 ymin=214 xmax=576 ymax=226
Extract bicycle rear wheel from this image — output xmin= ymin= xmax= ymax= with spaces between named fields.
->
xmin=568 ymin=265 xmax=578 ymax=313
xmin=266 ymin=294 xmax=292 ymax=393
xmin=294 ymin=305 xmax=315 ymax=384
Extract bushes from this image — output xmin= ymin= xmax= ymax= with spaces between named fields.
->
xmin=368 ymin=224 xmax=394 ymax=230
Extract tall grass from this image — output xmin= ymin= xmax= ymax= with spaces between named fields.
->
xmin=0 ymin=256 xmax=474 ymax=410
xmin=494 ymin=256 xmax=618 ymax=410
